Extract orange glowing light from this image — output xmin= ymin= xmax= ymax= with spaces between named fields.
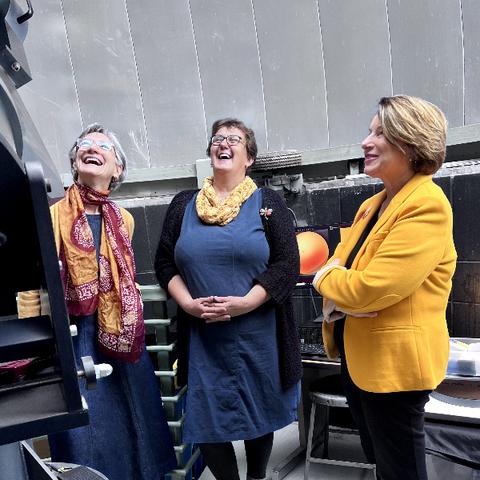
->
xmin=296 ymin=231 xmax=329 ymax=275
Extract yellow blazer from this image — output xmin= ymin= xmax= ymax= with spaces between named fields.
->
xmin=314 ymin=174 xmax=457 ymax=393
xmin=17 ymin=202 xmax=134 ymax=318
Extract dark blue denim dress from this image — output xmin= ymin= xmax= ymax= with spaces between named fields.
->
xmin=175 ymin=190 xmax=300 ymax=443
xmin=49 ymin=214 xmax=176 ymax=480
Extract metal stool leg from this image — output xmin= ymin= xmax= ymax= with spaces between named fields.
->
xmin=306 ymin=391 xmax=377 ymax=478
xmin=304 ymin=401 xmax=317 ymax=480
xmin=321 ymin=404 xmax=330 ymax=458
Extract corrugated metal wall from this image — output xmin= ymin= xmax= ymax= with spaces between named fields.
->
xmin=17 ymin=0 xmax=477 ymax=182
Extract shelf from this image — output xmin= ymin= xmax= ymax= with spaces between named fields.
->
xmin=0 ymin=316 xmax=55 ymax=362
xmin=146 ymin=342 xmax=176 ymax=352
xmin=139 ymin=285 xmax=167 ymax=302
xmin=0 ymin=382 xmax=88 ymax=445
xmin=144 ymin=319 xmax=171 ymax=326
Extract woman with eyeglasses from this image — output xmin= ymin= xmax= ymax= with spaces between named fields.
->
xmin=155 ymin=118 xmax=301 ymax=480
xmin=18 ymin=124 xmax=176 ymax=480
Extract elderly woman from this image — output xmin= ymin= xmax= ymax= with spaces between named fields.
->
xmin=155 ymin=118 xmax=301 ymax=480
xmin=19 ymin=124 xmax=176 ymax=480
xmin=313 ymin=96 xmax=457 ymax=480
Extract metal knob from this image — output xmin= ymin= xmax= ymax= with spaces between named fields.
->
xmin=77 ymin=356 xmax=112 ymax=390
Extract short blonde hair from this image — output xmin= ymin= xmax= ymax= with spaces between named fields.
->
xmin=377 ymin=95 xmax=447 ymax=174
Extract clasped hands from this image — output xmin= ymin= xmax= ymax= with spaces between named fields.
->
xmin=184 ymin=296 xmax=252 ymax=323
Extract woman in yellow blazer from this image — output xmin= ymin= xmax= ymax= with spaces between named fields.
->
xmin=313 ymin=95 xmax=456 ymax=480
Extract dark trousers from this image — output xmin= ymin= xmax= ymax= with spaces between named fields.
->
xmin=198 ymin=432 xmax=274 ymax=480
xmin=340 ymin=358 xmax=432 ymax=480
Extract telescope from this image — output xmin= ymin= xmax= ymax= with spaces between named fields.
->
xmin=0 ymin=2 xmax=101 ymax=478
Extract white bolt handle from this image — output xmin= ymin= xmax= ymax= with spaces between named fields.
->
xmin=94 ymin=363 xmax=113 ymax=379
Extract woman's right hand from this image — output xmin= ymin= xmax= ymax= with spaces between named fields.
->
xmin=183 ymin=296 xmax=229 ymax=320
xmin=168 ymin=275 xmax=230 ymax=320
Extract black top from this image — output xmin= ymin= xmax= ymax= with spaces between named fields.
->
xmin=86 ymin=214 xmax=102 ymax=261
xmin=154 ymin=187 xmax=302 ymax=390
xmin=334 ymin=209 xmax=379 ymax=355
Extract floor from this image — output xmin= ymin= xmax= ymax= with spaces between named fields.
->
xmin=199 ymin=422 xmax=375 ymax=480
xmin=198 ymin=421 xmax=480 ymax=480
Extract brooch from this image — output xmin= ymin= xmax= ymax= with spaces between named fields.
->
xmin=360 ymin=207 xmax=371 ymax=220
xmin=259 ymin=207 xmax=273 ymax=219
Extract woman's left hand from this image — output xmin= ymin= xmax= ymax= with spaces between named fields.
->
xmin=313 ymin=258 xmax=344 ymax=289
xmin=202 ymin=285 xmax=270 ymax=323
xmin=202 ymin=296 xmax=252 ymax=323
xmin=323 ymin=297 xmax=377 ymax=323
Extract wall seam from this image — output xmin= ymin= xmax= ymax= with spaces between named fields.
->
xmin=187 ymin=0 xmax=208 ymax=144
xmin=59 ymin=0 xmax=84 ymax=129
xmin=250 ymin=0 xmax=268 ymax=151
xmin=384 ymin=0 xmax=394 ymax=95
xmin=315 ymin=0 xmax=330 ymax=147
xmin=459 ymin=0 xmax=466 ymax=125
xmin=124 ymin=0 xmax=152 ymax=168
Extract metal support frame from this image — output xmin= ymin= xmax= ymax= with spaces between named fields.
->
xmin=0 ymin=158 xmax=88 ymax=446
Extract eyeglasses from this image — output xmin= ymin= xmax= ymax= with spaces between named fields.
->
xmin=211 ymin=134 xmax=244 ymax=146
xmin=76 ymin=138 xmax=115 ymax=152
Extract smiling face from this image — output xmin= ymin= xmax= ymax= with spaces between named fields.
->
xmin=361 ymin=114 xmax=413 ymax=186
xmin=209 ymin=126 xmax=254 ymax=180
xmin=73 ymin=132 xmax=123 ymax=192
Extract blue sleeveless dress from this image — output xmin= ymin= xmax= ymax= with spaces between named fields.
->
xmin=49 ymin=214 xmax=176 ymax=480
xmin=175 ymin=189 xmax=300 ymax=443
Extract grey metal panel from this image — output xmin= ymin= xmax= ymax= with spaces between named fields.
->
xmin=462 ymin=0 xmax=480 ymax=125
xmin=253 ymin=0 xmax=328 ymax=151
xmin=387 ymin=0 xmax=463 ymax=127
xmin=16 ymin=0 xmax=478 ymax=189
xmin=62 ymin=0 xmax=148 ymax=169
xmin=189 ymin=0 xmax=267 ymax=150
xmin=126 ymin=0 xmax=206 ymax=168
xmin=318 ymin=0 xmax=392 ymax=147
xmin=18 ymin=0 xmax=82 ymax=176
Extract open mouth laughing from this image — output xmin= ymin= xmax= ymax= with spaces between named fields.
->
xmin=83 ymin=156 xmax=104 ymax=166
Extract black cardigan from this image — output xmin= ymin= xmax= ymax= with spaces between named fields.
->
xmin=154 ymin=187 xmax=302 ymax=390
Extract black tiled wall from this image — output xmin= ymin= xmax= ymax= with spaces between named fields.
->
xmin=308 ymin=188 xmax=341 ymax=226
xmin=339 ymin=184 xmax=376 ymax=222
xmin=130 ymin=172 xmax=480 ymax=338
xmin=451 ymin=173 xmax=480 ymax=336
xmin=129 ymin=203 xmax=169 ymax=286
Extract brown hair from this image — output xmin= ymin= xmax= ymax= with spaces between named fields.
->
xmin=377 ymin=95 xmax=448 ymax=174
xmin=206 ymin=118 xmax=257 ymax=164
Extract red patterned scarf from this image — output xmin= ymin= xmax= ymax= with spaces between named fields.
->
xmin=56 ymin=183 xmax=144 ymax=362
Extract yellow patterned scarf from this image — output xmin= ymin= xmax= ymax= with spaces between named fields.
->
xmin=56 ymin=183 xmax=144 ymax=362
xmin=196 ymin=176 xmax=257 ymax=225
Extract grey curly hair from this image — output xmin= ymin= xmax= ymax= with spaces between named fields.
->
xmin=69 ymin=123 xmax=127 ymax=191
